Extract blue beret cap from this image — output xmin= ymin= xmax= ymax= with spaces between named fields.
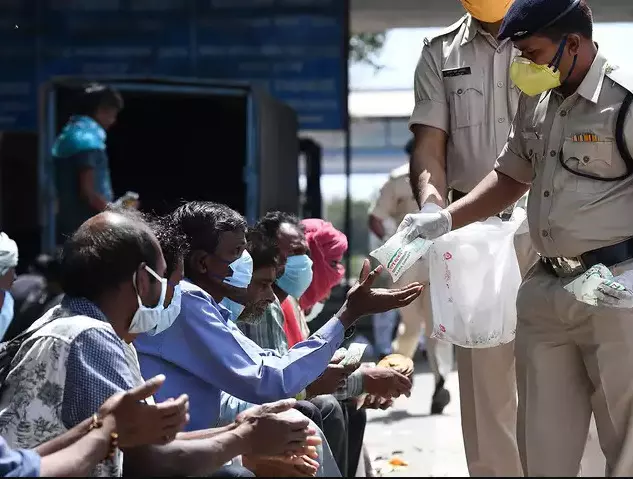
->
xmin=498 ymin=0 xmax=581 ymax=41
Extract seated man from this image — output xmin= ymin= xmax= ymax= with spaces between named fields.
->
xmin=149 ymin=213 xmax=332 ymax=477
xmin=244 ymin=213 xmax=412 ymax=477
xmin=5 ymin=253 xmax=64 ymax=342
xmin=0 ymin=209 xmax=316 ymax=477
xmin=0 ymin=232 xmax=18 ymax=340
xmin=135 ymin=201 xmax=422 ymax=433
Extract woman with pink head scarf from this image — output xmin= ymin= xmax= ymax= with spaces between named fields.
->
xmin=299 ymin=218 xmax=348 ymax=312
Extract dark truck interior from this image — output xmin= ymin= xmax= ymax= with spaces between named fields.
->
xmin=54 ymin=84 xmax=249 ymax=217
xmin=0 ymin=81 xmax=252 ymax=270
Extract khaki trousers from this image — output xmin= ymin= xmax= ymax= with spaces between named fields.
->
xmin=515 ymin=259 xmax=633 ymax=476
xmin=392 ymin=230 xmax=538 ymax=477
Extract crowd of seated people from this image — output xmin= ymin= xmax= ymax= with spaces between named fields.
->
xmin=0 ymin=201 xmax=421 ymax=477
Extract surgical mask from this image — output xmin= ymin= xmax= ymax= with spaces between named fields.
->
xmin=305 ymin=301 xmax=325 ymax=323
xmin=276 ymin=254 xmax=313 ymax=299
xmin=510 ymin=37 xmax=577 ymax=97
xmin=220 ymin=297 xmax=245 ymax=322
xmin=460 ymin=0 xmax=513 ymax=23
xmin=224 ymin=250 xmax=253 ymax=289
xmin=145 ymin=283 xmax=182 ymax=336
xmin=129 ymin=265 xmax=168 ymax=334
xmin=0 ymin=290 xmax=14 ymax=339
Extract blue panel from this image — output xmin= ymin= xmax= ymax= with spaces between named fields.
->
xmin=0 ymin=0 xmax=37 ymax=131
xmin=0 ymin=0 xmax=346 ymax=131
xmin=38 ymin=0 xmax=193 ymax=78
xmin=195 ymin=0 xmax=346 ymax=130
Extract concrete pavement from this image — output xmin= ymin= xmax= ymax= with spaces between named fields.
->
xmin=363 ymin=360 xmax=606 ymax=477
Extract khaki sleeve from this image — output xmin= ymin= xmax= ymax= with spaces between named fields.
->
xmin=494 ymin=98 xmax=533 ymax=184
xmin=408 ymin=41 xmax=449 ymax=133
xmin=369 ymin=177 xmax=398 ymax=220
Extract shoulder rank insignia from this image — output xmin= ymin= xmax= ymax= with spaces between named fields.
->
xmin=571 ymin=133 xmax=599 ymax=142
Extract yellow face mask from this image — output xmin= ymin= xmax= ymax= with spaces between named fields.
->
xmin=460 ymin=0 xmax=514 ymax=23
xmin=509 ymin=57 xmax=562 ymax=97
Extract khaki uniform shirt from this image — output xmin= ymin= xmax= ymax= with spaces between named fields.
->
xmin=495 ymin=50 xmax=633 ymax=258
xmin=369 ymin=163 xmax=419 ymax=226
xmin=409 ymin=14 xmax=520 ymax=193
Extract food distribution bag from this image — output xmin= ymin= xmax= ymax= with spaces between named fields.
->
xmin=369 ymin=227 xmax=433 ymax=282
xmin=429 ymin=208 xmax=527 ymax=348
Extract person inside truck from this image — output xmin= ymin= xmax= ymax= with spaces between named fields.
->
xmin=52 ymin=83 xmax=123 ymax=244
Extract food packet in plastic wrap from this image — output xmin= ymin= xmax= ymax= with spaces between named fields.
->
xmin=369 ymin=227 xmax=433 ymax=282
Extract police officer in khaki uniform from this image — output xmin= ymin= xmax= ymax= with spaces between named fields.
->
xmin=368 ymin=140 xmax=454 ymax=415
xmin=405 ymin=0 xmax=538 ymax=475
xmin=400 ymin=0 xmax=633 ymax=475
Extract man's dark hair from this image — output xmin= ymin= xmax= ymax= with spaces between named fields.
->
xmin=170 ymin=201 xmax=247 ymax=255
xmin=254 ymin=211 xmax=304 ymax=241
xmin=59 ymin=212 xmax=159 ymax=301
xmin=150 ymin=215 xmax=188 ymax=278
xmin=76 ymin=83 xmax=124 ymax=116
xmin=538 ymin=1 xmax=593 ymax=41
xmin=246 ymin=229 xmax=279 ymax=271
xmin=31 ymin=254 xmax=61 ymax=283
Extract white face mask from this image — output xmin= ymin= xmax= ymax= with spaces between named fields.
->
xmin=146 ymin=282 xmax=182 ymax=336
xmin=0 ymin=290 xmax=14 ymax=339
xmin=305 ymin=301 xmax=325 ymax=323
xmin=129 ymin=265 xmax=169 ymax=335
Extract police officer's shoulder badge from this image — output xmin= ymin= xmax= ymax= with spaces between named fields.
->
xmin=606 ymin=64 xmax=633 ymax=96
xmin=424 ymin=14 xmax=468 ymax=46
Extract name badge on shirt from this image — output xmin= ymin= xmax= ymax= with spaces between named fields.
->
xmin=442 ymin=67 xmax=472 ymax=78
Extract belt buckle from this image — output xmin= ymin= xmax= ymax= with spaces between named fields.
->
xmin=547 ymin=256 xmax=586 ymax=278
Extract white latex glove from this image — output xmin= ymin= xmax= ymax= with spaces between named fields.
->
xmin=396 ymin=202 xmax=452 ymax=244
xmin=596 ymin=269 xmax=633 ymax=309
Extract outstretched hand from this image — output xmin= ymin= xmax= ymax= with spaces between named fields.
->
xmin=336 ymin=259 xmax=423 ymax=328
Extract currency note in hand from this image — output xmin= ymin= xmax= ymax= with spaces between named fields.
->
xmin=564 ymin=264 xmax=613 ymax=306
xmin=340 ymin=343 xmax=368 ymax=367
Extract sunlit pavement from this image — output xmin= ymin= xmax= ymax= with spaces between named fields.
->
xmin=364 ymin=360 xmax=606 ymax=477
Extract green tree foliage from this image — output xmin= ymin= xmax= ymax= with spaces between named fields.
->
xmin=349 ymin=32 xmax=386 ymax=70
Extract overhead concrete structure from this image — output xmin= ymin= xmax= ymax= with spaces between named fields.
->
xmin=351 ymin=0 xmax=633 ymax=32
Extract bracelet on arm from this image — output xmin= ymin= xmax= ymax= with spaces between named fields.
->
xmin=88 ymin=413 xmax=119 ymax=461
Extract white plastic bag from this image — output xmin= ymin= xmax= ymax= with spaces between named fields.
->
xmin=429 ymin=208 xmax=527 ymax=348
xmin=369 ymin=227 xmax=433 ymax=282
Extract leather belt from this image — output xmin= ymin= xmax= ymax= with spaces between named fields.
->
xmin=541 ymin=237 xmax=633 ymax=278
xmin=450 ymin=189 xmax=513 ymax=221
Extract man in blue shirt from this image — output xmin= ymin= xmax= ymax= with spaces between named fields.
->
xmin=52 ymin=83 xmax=123 ymax=242
xmin=136 ymin=201 xmax=423 ymax=431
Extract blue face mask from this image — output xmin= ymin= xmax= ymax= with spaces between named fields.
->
xmin=0 ymin=290 xmax=14 ymax=339
xmin=276 ymin=254 xmax=313 ymax=299
xmin=225 ymin=250 xmax=253 ymax=288
xmin=220 ymin=297 xmax=245 ymax=322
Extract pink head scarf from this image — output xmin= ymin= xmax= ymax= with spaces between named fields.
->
xmin=299 ymin=218 xmax=348 ymax=311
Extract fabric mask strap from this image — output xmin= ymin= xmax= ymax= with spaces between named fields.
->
xmin=548 ymin=37 xmax=568 ymax=72
xmin=133 ymin=265 xmax=167 ymax=308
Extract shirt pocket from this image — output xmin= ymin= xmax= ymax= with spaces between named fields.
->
xmin=445 ymin=74 xmax=485 ymax=130
xmin=558 ymin=139 xmax=614 ymax=193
